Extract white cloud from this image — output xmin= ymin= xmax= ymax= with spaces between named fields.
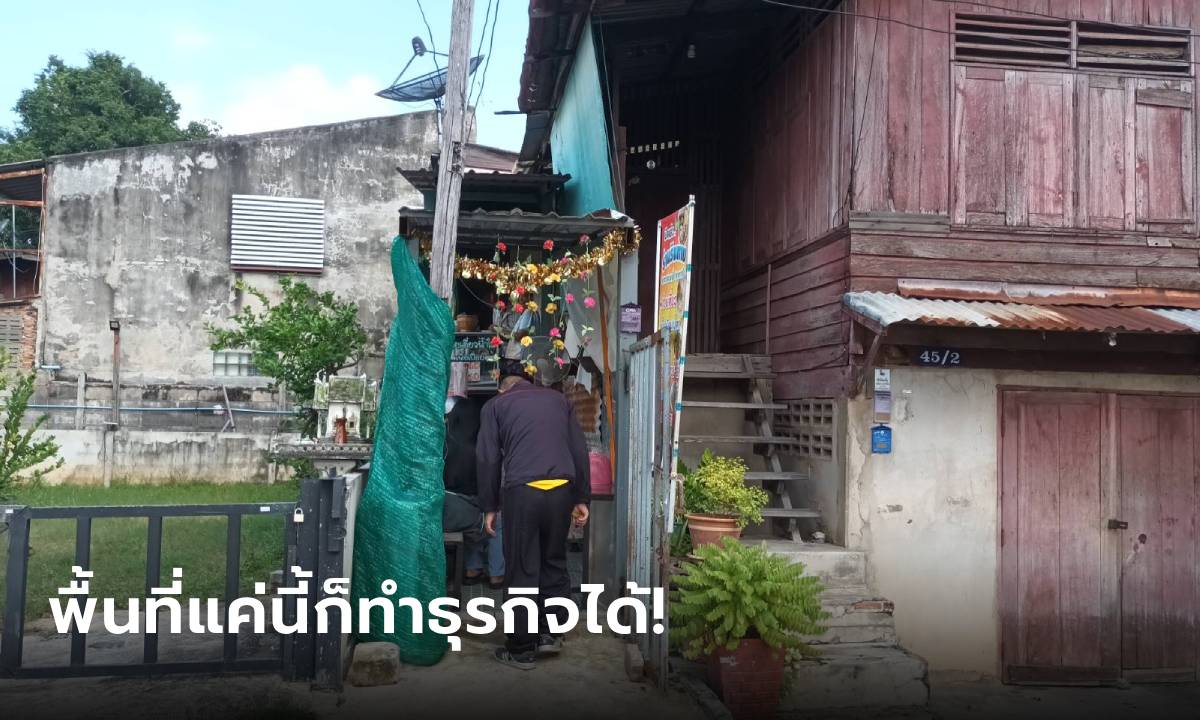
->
xmin=217 ymin=65 xmax=404 ymax=136
xmin=172 ymin=26 xmax=213 ymax=51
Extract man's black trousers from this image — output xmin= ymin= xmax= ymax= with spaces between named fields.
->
xmin=501 ymin=483 xmax=573 ymax=655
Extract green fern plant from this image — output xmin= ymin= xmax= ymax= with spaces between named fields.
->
xmin=682 ymin=450 xmax=769 ymax=527
xmin=670 ymin=537 xmax=828 ymax=660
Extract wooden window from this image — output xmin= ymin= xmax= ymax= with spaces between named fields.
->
xmin=230 ymin=194 xmax=325 ymax=273
xmin=954 ymin=14 xmax=1192 ymax=78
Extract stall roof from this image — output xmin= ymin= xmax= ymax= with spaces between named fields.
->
xmin=0 ymin=159 xmax=46 ymax=202
xmin=397 ymin=167 xmax=570 ymax=195
xmin=397 ymin=207 xmax=634 ymax=246
xmin=843 ymin=292 xmax=1200 ymax=335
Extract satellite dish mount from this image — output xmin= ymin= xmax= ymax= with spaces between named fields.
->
xmin=377 ymin=35 xmax=483 ymax=115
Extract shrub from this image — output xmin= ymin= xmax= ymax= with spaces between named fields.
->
xmin=682 ymin=450 xmax=769 ymax=527
xmin=0 ymin=354 xmax=63 ymax=499
xmin=670 ymin=537 xmax=827 ymax=659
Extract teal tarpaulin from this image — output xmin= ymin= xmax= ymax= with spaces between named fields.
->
xmin=352 ymin=237 xmax=453 ymax=665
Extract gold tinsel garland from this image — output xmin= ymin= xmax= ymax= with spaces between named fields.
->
xmin=441 ymin=228 xmax=640 ymax=296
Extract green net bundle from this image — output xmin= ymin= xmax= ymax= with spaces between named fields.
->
xmin=352 ymin=237 xmax=453 ymax=665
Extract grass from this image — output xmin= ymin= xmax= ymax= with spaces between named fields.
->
xmin=1 ymin=480 xmax=299 ymax=621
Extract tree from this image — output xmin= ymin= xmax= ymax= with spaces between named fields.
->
xmin=0 ymin=52 xmax=219 ymax=163
xmin=0 ymin=353 xmax=63 ymax=499
xmin=208 ymin=277 xmax=368 ymax=437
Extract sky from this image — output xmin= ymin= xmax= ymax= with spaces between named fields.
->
xmin=0 ymin=0 xmax=529 ymax=150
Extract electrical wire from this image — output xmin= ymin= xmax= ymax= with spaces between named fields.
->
xmin=415 ymin=0 xmax=441 ymax=76
xmin=466 ymin=0 xmax=502 ymax=143
xmin=759 ymin=0 xmax=1200 ymax=68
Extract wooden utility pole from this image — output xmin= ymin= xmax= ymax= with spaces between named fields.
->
xmin=429 ymin=0 xmax=476 ymax=304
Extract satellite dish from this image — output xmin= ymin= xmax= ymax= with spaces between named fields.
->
xmin=376 ymin=55 xmax=484 ymax=102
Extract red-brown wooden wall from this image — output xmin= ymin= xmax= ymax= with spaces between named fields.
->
xmin=719 ymin=0 xmax=1200 ymax=399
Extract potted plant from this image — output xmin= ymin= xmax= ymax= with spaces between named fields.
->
xmin=671 ymin=538 xmax=828 ymax=719
xmin=682 ymin=450 xmax=769 ymax=546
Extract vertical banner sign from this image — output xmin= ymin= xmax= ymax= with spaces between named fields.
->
xmin=654 ymin=196 xmax=695 ymax=532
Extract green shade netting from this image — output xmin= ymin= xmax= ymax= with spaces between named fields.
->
xmin=352 ymin=236 xmax=453 ymax=665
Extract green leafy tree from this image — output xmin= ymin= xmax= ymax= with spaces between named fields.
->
xmin=670 ymin=537 xmax=828 ymax=660
xmin=0 ymin=353 xmax=64 ymax=499
xmin=208 ymin=277 xmax=368 ymax=437
xmin=0 ymin=52 xmax=218 ymax=163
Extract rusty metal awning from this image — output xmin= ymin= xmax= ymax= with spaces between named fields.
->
xmin=397 ymin=207 xmax=635 ymax=248
xmin=843 ymin=291 xmax=1200 ymax=335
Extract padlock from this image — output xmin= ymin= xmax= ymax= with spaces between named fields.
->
xmin=293 ymin=508 xmax=305 ymax=524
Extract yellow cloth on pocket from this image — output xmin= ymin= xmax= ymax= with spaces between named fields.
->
xmin=526 ymin=478 xmax=569 ymax=491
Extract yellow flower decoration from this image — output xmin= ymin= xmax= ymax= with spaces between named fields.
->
xmin=524 ymin=363 xmax=538 ymax=375
xmin=545 ymin=302 xmax=558 ymax=314
xmin=546 ymin=272 xmax=562 ymax=283
xmin=527 ymin=301 xmax=539 ymax=312
xmin=553 ymin=339 xmax=565 ymax=351
xmin=520 ymin=336 xmax=533 ymax=347
xmin=526 ymin=263 xmax=539 ymax=273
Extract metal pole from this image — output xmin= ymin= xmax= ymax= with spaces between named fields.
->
xmin=429 ymin=0 xmax=476 ymax=303
xmin=110 ymin=321 xmax=121 ymax=428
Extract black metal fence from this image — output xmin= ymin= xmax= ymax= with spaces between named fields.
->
xmin=0 ymin=476 xmax=351 ymax=687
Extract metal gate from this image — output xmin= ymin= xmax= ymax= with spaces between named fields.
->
xmin=0 ymin=476 xmax=349 ymax=686
xmin=624 ymin=332 xmax=672 ymax=685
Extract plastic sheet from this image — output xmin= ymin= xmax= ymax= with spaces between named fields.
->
xmin=352 ymin=237 xmax=453 ymax=665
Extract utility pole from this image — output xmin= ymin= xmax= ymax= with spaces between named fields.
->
xmin=429 ymin=0 xmax=475 ymax=304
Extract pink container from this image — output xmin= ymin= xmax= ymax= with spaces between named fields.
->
xmin=589 ymin=452 xmax=613 ymax=495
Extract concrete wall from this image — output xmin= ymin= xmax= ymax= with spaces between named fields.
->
xmin=45 ymin=428 xmax=297 ymax=484
xmin=40 ymin=111 xmax=439 ymax=387
xmin=844 ymin=366 xmax=1200 ymax=677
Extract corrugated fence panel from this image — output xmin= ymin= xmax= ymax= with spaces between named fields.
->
xmin=230 ymin=194 xmax=325 ymax=272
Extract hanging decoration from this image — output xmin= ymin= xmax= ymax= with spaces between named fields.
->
xmin=446 ymin=228 xmax=640 ymax=294
xmin=429 ymin=227 xmax=639 ymax=385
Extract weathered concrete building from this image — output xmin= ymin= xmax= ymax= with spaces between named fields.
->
xmin=0 ymin=111 xmax=445 ymax=482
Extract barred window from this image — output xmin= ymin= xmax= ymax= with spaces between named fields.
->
xmin=213 ymin=350 xmax=258 ymax=377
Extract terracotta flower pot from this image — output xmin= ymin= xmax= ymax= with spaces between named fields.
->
xmin=707 ymin=638 xmax=785 ymax=720
xmin=685 ymin=512 xmax=741 ymax=547
xmin=455 ymin=313 xmax=479 ymax=332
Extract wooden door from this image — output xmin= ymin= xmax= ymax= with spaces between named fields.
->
xmin=1001 ymin=390 xmax=1200 ymax=684
xmin=1000 ymin=390 xmax=1117 ymax=684
xmin=1115 ymin=395 xmax=1199 ymax=682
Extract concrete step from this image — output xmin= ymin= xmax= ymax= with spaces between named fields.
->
xmin=750 ymin=540 xmax=868 ymax=589
xmin=781 ymin=643 xmax=929 ymax=712
xmin=807 ymin=586 xmax=898 ymax=645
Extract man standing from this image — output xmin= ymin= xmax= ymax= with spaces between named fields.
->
xmin=476 ymin=361 xmax=591 ymax=670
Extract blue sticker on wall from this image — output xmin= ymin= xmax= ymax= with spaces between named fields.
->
xmin=871 ymin=425 xmax=892 ymax=454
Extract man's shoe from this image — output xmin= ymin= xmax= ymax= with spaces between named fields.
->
xmin=492 ymin=647 xmax=536 ymax=670
xmin=536 ymin=634 xmax=563 ymax=655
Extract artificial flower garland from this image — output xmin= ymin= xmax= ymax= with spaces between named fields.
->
xmin=451 ymin=227 xmax=640 ymax=294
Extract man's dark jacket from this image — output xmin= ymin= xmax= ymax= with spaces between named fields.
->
xmin=475 ymin=380 xmax=591 ymax=513
xmin=443 ymin=396 xmax=481 ymax=495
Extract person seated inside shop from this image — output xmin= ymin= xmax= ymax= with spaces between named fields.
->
xmin=443 ymin=376 xmax=505 ymax=589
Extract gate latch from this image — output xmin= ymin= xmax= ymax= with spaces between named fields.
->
xmin=1107 ymin=519 xmax=1129 ymax=530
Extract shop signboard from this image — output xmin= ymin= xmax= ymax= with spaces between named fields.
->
xmin=654 ymin=197 xmax=695 ymax=530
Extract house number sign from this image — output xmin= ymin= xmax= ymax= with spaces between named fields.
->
xmin=913 ymin=348 xmax=963 ymax=367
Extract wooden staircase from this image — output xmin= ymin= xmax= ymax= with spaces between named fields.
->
xmin=680 ymin=353 xmax=817 ymax=541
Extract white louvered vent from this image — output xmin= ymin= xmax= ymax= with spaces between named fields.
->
xmin=230 ymin=194 xmax=325 ymax=272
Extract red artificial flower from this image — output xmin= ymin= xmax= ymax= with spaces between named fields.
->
xmin=584 ymin=296 xmax=597 ymax=309
xmin=489 ymin=335 xmax=503 ymax=347
xmin=496 ymin=242 xmax=508 ymax=253
xmin=495 ymin=300 xmax=506 ymax=311
xmin=514 ymin=285 xmax=526 ymax=296
xmin=514 ymin=303 xmax=525 ymax=314
xmin=549 ymin=327 xmax=561 ymax=338
xmin=565 ymin=293 xmax=575 ymax=304
xmin=556 ymin=357 xmax=567 ymax=367
xmin=579 ymin=234 xmax=590 ymax=245
xmin=543 ymin=239 xmax=555 ymax=251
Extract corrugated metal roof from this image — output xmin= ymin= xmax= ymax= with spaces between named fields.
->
xmin=843 ymin=292 xmax=1200 ymax=334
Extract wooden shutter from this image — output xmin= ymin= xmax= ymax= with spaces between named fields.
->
xmin=0 ymin=312 xmax=24 ymax=367
xmin=1076 ymin=75 xmax=1135 ymax=230
xmin=952 ymin=67 xmax=1074 ymax=227
xmin=1134 ymin=79 xmax=1195 ymax=232
xmin=230 ymin=194 xmax=325 ymax=273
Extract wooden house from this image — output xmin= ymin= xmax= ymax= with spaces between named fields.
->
xmin=520 ymin=0 xmax=1200 ymax=688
